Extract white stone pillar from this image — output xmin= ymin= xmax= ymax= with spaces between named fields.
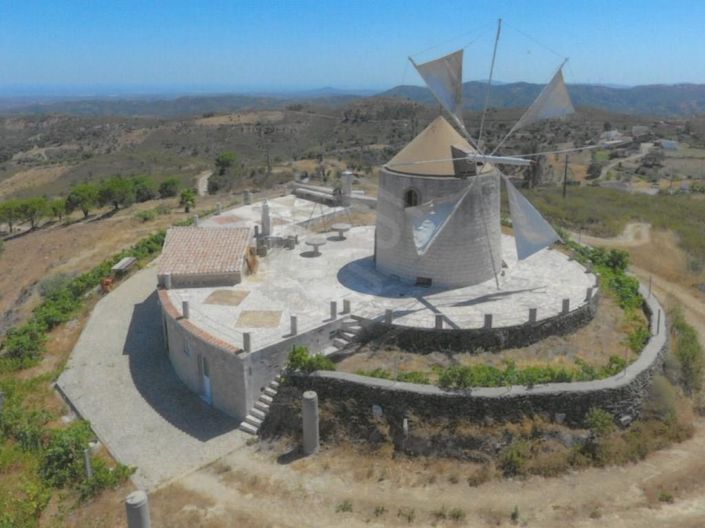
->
xmin=529 ymin=308 xmax=537 ymax=323
xmin=163 ymin=273 xmax=172 ymax=290
xmin=244 ymin=191 xmax=252 ymax=205
xmin=182 ymin=301 xmax=190 ymax=319
xmin=261 ymin=200 xmax=272 ymax=237
xmin=330 ymin=301 xmax=337 ymax=320
xmin=302 ymin=391 xmax=319 ymax=455
xmin=83 ymin=448 xmax=93 ymax=479
xmin=243 ymin=332 xmax=251 ymax=353
xmin=342 ymin=299 xmax=351 ymax=314
xmin=290 ymin=315 xmax=298 ymax=336
xmin=125 ymin=490 xmax=151 ymax=528
xmin=193 ymin=214 xmax=199 ymax=227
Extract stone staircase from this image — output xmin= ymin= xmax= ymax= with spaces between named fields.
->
xmin=322 ymin=317 xmax=364 ymax=357
xmin=239 ymin=375 xmax=281 ymax=436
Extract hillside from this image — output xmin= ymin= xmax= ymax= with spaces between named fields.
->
xmin=381 ymin=82 xmax=705 ymax=117
xmin=3 ymin=82 xmax=705 ymax=118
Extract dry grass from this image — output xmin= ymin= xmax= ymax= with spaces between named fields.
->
xmin=0 ymin=163 xmax=71 ymax=197
xmin=151 ymin=484 xmax=229 ymax=528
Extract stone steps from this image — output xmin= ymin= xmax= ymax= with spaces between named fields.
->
xmin=239 ymin=375 xmax=281 ymax=436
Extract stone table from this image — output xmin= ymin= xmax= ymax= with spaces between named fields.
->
xmin=305 ymin=236 xmax=327 ymax=256
xmin=331 ymin=222 xmax=352 ymax=241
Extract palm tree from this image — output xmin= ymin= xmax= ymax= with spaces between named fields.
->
xmin=179 ymin=188 xmax=196 ymax=213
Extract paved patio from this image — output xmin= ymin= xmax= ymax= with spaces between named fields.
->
xmin=57 ymin=264 xmax=248 ymax=490
xmin=165 ymin=225 xmax=595 ymax=352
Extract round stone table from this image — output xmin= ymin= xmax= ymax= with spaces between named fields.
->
xmin=305 ymin=236 xmax=327 ymax=256
xmin=331 ymin=222 xmax=352 ymax=241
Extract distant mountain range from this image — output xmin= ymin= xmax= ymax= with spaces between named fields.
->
xmin=379 ymin=82 xmax=705 ymax=117
xmin=2 ymin=82 xmax=705 ymax=117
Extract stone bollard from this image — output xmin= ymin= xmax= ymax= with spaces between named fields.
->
xmin=244 ymin=191 xmax=252 ymax=205
xmin=193 ymin=214 xmax=199 ymax=227
xmin=562 ymin=298 xmax=570 ymax=314
xmin=330 ymin=301 xmax=337 ymax=320
xmin=83 ymin=448 xmax=93 ymax=479
xmin=125 ymin=490 xmax=151 ymax=528
xmin=585 ymin=287 xmax=593 ymax=302
xmin=163 ymin=273 xmax=172 ymax=290
xmin=435 ymin=314 xmax=444 ymax=329
xmin=384 ymin=309 xmax=393 ymax=324
xmin=243 ymin=332 xmax=251 ymax=353
xmin=217 ymin=202 xmax=222 ymax=215
xmin=302 ymin=391 xmax=319 ymax=456
xmin=529 ymin=308 xmax=537 ymax=323
xmin=484 ymin=314 xmax=493 ymax=329
xmin=290 ymin=315 xmax=298 ymax=336
xmin=182 ymin=301 xmax=190 ymax=320
xmin=342 ymin=299 xmax=351 ymax=314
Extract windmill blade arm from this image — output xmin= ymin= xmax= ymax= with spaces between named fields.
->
xmin=467 ymin=154 xmax=532 ymax=167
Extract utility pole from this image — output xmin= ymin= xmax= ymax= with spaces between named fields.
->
xmin=562 ymin=154 xmax=569 ymax=199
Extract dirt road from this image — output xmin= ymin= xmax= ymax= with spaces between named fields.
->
xmin=197 ymin=170 xmax=212 ymax=196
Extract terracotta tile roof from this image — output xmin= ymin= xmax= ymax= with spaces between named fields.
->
xmin=159 ymin=227 xmax=251 ymax=276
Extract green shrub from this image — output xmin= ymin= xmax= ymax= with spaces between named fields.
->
xmin=584 ymin=408 xmax=615 ymax=436
xmin=39 ymin=421 xmax=93 ymax=487
xmin=38 ymin=273 xmax=73 ymax=298
xmin=356 ymin=368 xmax=392 ymax=379
xmin=500 ymin=439 xmax=530 ymax=476
xmin=135 ymin=209 xmax=157 ymax=222
xmin=2 ymin=322 xmax=47 ymax=360
xmin=286 ymin=346 xmax=335 ymax=374
xmin=670 ymin=306 xmax=704 ymax=395
xmin=335 ymin=500 xmax=353 ymax=513
xmin=396 ymin=371 xmax=430 ymax=384
xmin=78 ymin=458 xmax=135 ymax=501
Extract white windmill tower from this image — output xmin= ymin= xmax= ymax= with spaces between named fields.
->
xmin=374 ymin=21 xmax=575 ymax=289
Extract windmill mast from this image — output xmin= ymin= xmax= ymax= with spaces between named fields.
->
xmin=477 ymin=18 xmax=502 ymax=152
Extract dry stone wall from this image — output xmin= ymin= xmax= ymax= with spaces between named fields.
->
xmin=268 ymin=285 xmax=666 ymax=431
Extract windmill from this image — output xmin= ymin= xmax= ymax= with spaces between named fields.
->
xmin=374 ymin=20 xmax=575 ymax=289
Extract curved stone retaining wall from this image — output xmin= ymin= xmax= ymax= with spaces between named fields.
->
xmin=284 ymin=284 xmax=666 ymax=426
xmin=355 ymin=288 xmax=600 ymax=353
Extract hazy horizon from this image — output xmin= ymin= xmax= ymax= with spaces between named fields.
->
xmin=2 ymin=0 xmax=705 ymax=97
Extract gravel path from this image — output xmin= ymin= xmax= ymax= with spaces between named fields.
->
xmin=57 ymin=263 xmax=247 ymax=490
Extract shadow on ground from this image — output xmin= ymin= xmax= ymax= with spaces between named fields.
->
xmin=123 ymin=291 xmax=239 ymax=442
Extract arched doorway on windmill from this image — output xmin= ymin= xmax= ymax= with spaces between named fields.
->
xmin=403 ymin=188 xmax=420 ymax=208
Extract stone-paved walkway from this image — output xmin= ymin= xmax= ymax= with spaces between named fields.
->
xmin=57 ymin=263 xmax=247 ymax=490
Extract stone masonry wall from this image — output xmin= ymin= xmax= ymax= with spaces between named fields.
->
xmin=270 ymin=285 xmax=666 ymax=430
xmin=356 ymin=289 xmax=599 ymax=352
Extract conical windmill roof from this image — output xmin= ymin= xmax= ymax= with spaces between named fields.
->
xmin=386 ymin=116 xmax=477 ymax=177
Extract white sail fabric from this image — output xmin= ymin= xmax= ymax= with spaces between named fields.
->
xmin=513 ymin=68 xmax=574 ymax=131
xmin=412 ymin=50 xmax=464 ymax=125
xmin=504 ymin=175 xmax=561 ymax=260
xmin=405 ymin=183 xmax=472 ymax=256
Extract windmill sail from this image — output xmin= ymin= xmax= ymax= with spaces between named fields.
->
xmin=405 ymin=182 xmax=473 ymax=256
xmin=504 ymin=175 xmax=561 ymax=260
xmin=514 ymin=67 xmax=574 ymax=131
xmin=412 ymin=50 xmax=466 ymax=132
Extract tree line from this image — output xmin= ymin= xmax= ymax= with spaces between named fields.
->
xmin=0 ymin=175 xmax=195 ymax=234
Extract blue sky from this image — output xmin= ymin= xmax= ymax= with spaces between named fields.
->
xmin=1 ymin=0 xmax=704 ymax=95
